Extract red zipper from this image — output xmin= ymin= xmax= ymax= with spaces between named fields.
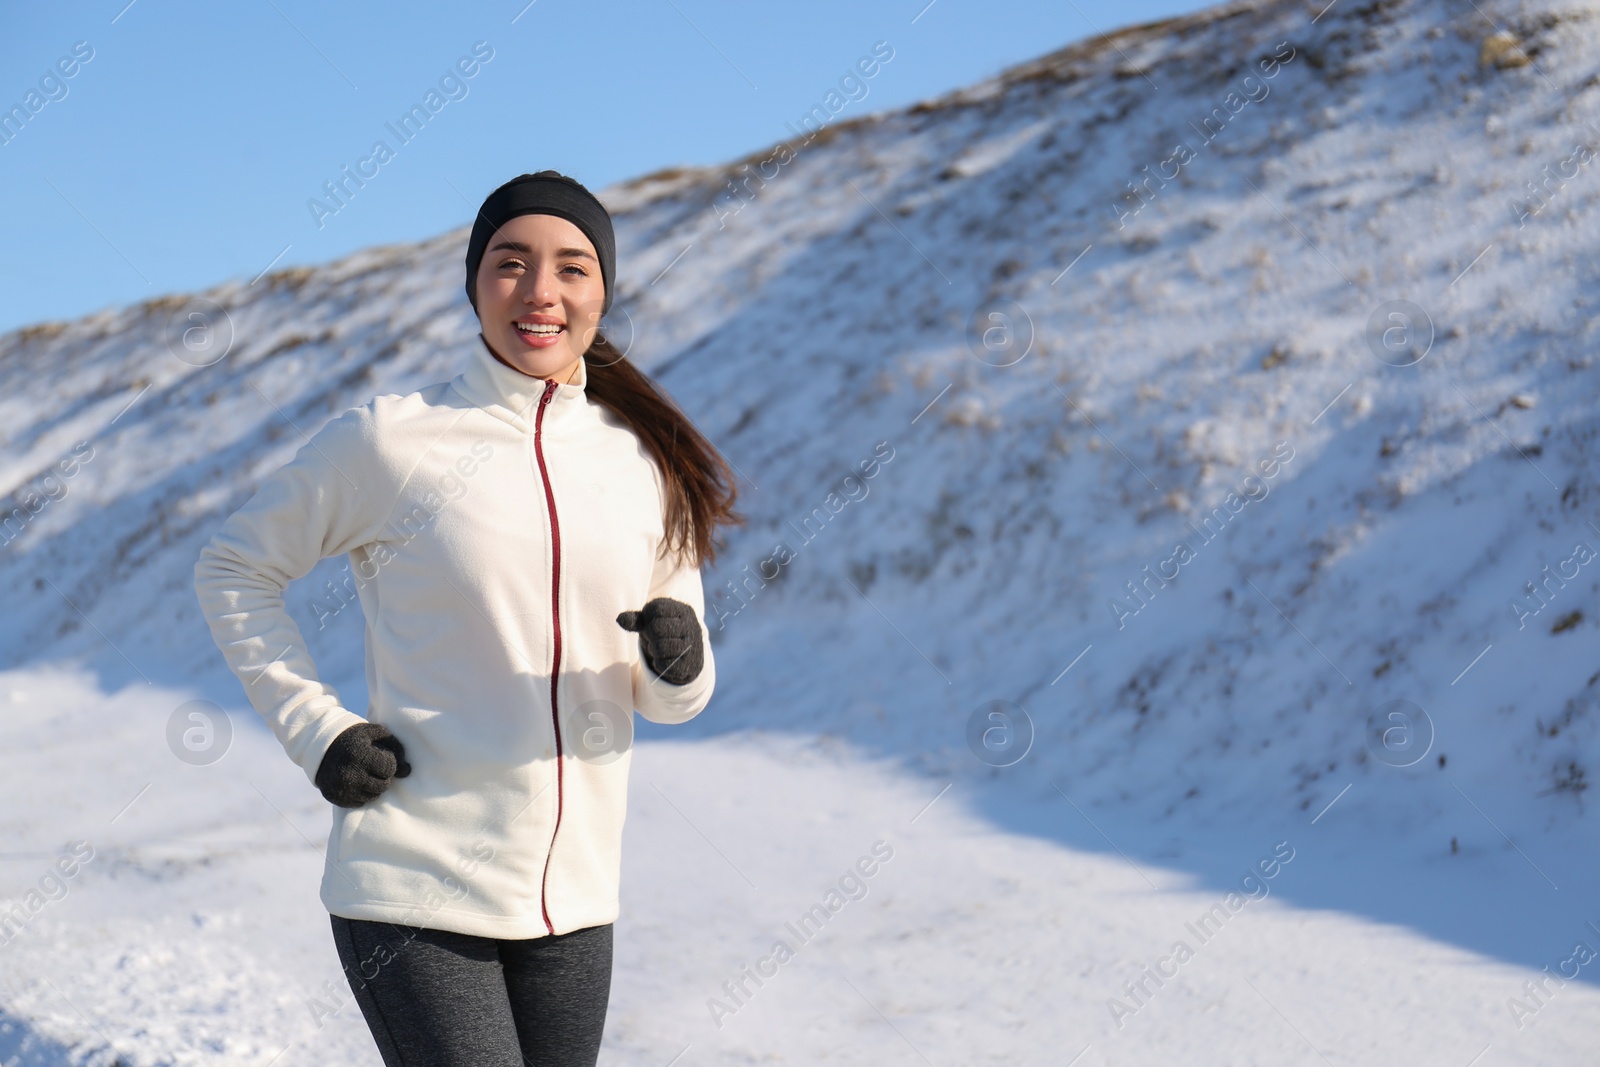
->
xmin=533 ymin=377 xmax=563 ymax=935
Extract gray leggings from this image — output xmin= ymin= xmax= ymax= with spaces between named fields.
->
xmin=330 ymin=913 xmax=613 ymax=1066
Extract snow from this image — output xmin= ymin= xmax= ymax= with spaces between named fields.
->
xmin=3 ymin=0 xmax=1600 ymax=1061
xmin=2 ymin=666 xmax=1597 ymax=1065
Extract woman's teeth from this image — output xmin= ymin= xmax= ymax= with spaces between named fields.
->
xmin=515 ymin=323 xmax=562 ymax=335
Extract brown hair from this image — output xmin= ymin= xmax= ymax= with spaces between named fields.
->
xmin=581 ymin=331 xmax=745 ymax=570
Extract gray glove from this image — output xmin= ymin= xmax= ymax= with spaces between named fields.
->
xmin=314 ymin=722 xmax=411 ymax=808
xmin=617 ymin=597 xmax=704 ymax=685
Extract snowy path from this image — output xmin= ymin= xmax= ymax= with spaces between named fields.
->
xmin=1 ymin=665 xmax=1595 ymax=1066
xmin=8 ymin=0 xmax=1600 ymax=1061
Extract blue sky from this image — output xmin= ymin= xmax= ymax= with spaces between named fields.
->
xmin=0 ymin=0 xmax=1214 ymax=334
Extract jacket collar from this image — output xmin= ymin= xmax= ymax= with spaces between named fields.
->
xmin=453 ymin=333 xmax=589 ymax=432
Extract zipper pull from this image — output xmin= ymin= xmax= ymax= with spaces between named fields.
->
xmin=540 ymin=379 xmax=557 ymax=406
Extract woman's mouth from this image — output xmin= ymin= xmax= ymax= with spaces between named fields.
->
xmin=513 ymin=321 xmax=564 ymax=348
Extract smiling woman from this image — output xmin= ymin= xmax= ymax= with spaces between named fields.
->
xmin=472 ymin=219 xmax=607 ymax=384
xmin=194 ymin=169 xmax=745 ymax=1066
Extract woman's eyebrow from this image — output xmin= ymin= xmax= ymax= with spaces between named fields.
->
xmin=488 ymin=241 xmax=596 ymax=261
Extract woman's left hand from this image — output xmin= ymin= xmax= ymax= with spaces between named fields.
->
xmin=616 ymin=597 xmax=704 ymax=685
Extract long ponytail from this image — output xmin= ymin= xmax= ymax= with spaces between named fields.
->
xmin=582 ymin=332 xmax=745 ymax=570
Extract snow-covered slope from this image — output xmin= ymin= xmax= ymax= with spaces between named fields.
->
xmin=5 ymin=0 xmax=1600 ymax=1061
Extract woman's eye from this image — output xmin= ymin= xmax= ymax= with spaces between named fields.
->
xmin=499 ymin=259 xmax=526 ymax=270
xmin=562 ymin=265 xmax=588 ymax=276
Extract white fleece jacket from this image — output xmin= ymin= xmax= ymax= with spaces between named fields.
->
xmin=193 ymin=337 xmax=716 ymax=939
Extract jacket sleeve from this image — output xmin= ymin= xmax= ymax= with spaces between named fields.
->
xmin=193 ymin=405 xmax=391 ymax=785
xmin=631 ymin=535 xmax=717 ymax=726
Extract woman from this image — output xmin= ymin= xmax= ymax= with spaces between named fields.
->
xmin=194 ymin=170 xmax=742 ymax=1065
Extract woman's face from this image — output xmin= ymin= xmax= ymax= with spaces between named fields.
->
xmin=473 ymin=213 xmax=605 ymax=381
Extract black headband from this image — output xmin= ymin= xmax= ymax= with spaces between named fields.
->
xmin=464 ymin=170 xmax=616 ymax=317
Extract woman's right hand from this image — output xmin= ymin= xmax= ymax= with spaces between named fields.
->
xmin=314 ymin=722 xmax=412 ymax=807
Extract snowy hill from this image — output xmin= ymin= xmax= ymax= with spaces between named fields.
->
xmin=4 ymin=0 xmax=1600 ymax=1062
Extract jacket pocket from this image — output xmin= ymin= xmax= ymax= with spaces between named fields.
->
xmin=332 ymin=805 xmax=367 ymax=866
